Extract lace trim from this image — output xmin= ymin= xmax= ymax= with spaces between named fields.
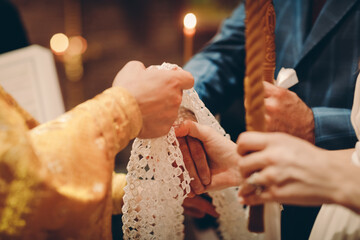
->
xmin=122 ymin=63 xmax=261 ymax=240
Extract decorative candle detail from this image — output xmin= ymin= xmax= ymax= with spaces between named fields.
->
xmin=244 ymin=0 xmax=276 ymax=233
xmin=183 ymin=13 xmax=197 ymax=64
xmin=263 ymin=2 xmax=276 ymax=84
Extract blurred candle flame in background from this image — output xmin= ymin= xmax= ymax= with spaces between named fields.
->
xmin=183 ymin=13 xmax=197 ymax=63
xmin=50 ymin=33 xmax=69 ymax=54
xmin=184 ymin=13 xmax=197 ymax=29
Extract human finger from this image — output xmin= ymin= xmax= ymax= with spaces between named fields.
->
xmin=165 ymin=69 xmax=194 ymax=90
xmin=183 ymin=195 xmax=219 ymax=218
xmin=174 ymin=120 xmax=213 ymax=143
xmin=240 ymin=183 xmax=307 ymax=206
xmin=263 ymin=81 xmax=278 ymax=98
xmin=123 ymin=60 xmax=146 ymax=71
xmin=236 ymin=131 xmax=269 ymax=156
xmin=238 ymin=170 xmax=270 ymax=196
xmin=174 ymin=121 xmax=191 ymax=138
xmin=239 ymin=151 xmax=270 ymax=178
xmin=112 ymin=61 xmax=145 ymax=87
xmin=178 ymin=137 xmax=205 ymax=194
xmin=239 ymin=189 xmax=272 ymax=205
xmin=186 ymin=136 xmax=211 ymax=185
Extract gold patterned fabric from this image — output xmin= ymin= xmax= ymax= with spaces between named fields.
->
xmin=112 ymin=173 xmax=127 ymax=215
xmin=0 ymin=86 xmax=141 ymax=239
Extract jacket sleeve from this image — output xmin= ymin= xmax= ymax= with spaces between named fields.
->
xmin=184 ymin=3 xmax=247 ymax=115
xmin=0 ymin=86 xmax=142 ymax=239
xmin=313 ymin=107 xmax=357 ymax=150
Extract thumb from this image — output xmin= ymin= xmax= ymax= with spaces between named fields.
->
xmin=174 ymin=120 xmax=210 ymax=142
xmin=263 ymin=80 xmax=277 ymax=98
xmin=174 ymin=120 xmax=195 ymax=137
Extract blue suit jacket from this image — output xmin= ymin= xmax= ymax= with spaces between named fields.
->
xmin=184 ymin=0 xmax=360 ymax=239
xmin=185 ymin=0 xmax=359 ymax=150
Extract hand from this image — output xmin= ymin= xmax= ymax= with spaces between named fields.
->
xmin=177 ymin=107 xmax=210 ymax=195
xmin=264 ymin=81 xmax=315 ymax=143
xmin=113 ymin=61 xmax=194 ymax=138
xmin=175 ymin=120 xmax=243 ymax=192
xmin=237 ymin=131 xmax=354 ymax=207
xmin=183 ymin=195 xmax=219 ymax=218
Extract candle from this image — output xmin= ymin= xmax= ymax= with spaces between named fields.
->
xmin=244 ymin=0 xmax=276 ymax=233
xmin=183 ymin=13 xmax=197 ymax=64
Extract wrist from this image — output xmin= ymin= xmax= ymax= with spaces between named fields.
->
xmin=333 ymin=163 xmax=360 ymax=214
xmin=105 ymin=87 xmax=143 ymax=141
xmin=333 ymin=177 xmax=354 ymax=211
xmin=304 ymin=107 xmax=315 ymax=143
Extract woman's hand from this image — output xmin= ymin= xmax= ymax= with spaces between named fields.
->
xmin=237 ymin=131 xmax=354 ymax=207
xmin=113 ymin=61 xmax=194 ymax=138
xmin=175 ymin=120 xmax=243 ymax=191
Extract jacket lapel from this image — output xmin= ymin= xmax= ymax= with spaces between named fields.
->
xmin=295 ymin=0 xmax=357 ymax=67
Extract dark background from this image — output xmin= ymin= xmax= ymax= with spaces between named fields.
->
xmin=11 ymin=0 xmax=240 ymax=108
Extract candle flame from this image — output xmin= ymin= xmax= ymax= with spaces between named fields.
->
xmin=184 ymin=13 xmax=197 ymax=29
xmin=50 ymin=33 xmax=69 ymax=54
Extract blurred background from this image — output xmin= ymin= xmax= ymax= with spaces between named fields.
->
xmin=11 ymin=0 xmax=240 ymax=109
xmin=5 ymin=0 xmax=241 ymax=239
xmin=9 ymin=0 xmax=241 ymax=165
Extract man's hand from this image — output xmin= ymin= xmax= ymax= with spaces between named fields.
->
xmin=264 ymin=81 xmax=315 ymax=143
xmin=177 ymin=107 xmax=210 ymax=195
xmin=113 ymin=61 xmax=194 ymax=138
xmin=175 ymin=120 xmax=243 ymax=192
xmin=183 ymin=195 xmax=219 ymax=218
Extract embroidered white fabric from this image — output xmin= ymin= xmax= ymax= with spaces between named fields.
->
xmin=122 ymin=63 xmax=261 ymax=240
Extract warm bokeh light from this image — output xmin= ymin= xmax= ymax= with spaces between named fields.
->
xmin=67 ymin=36 xmax=88 ymax=55
xmin=183 ymin=13 xmax=197 ymax=29
xmin=50 ymin=33 xmax=69 ymax=54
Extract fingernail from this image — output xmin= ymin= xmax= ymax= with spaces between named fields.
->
xmin=202 ymin=178 xmax=210 ymax=185
xmin=238 ymin=196 xmax=244 ymax=204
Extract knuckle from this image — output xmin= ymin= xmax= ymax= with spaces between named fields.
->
xmin=289 ymin=90 xmax=298 ymax=98
xmin=265 ymin=154 xmax=278 ymax=165
xmin=126 ymin=60 xmax=144 ymax=69
xmin=266 ymin=102 xmax=278 ymax=114
xmin=276 ymin=87 xmax=286 ymax=98
xmin=188 ymin=74 xmax=195 ymax=86
xmin=264 ymin=169 xmax=276 ymax=183
xmin=169 ymin=77 xmax=180 ymax=89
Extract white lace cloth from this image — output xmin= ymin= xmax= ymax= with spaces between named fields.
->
xmin=122 ymin=63 xmax=262 ymax=240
